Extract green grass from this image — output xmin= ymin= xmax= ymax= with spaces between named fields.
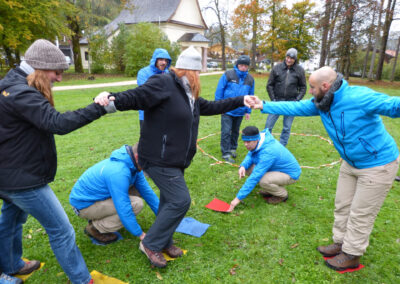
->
xmin=2 ymin=74 xmax=400 ymax=283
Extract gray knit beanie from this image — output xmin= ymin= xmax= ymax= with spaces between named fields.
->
xmin=24 ymin=39 xmax=69 ymax=70
xmin=175 ymin=46 xmax=202 ymax=71
xmin=286 ymin=48 xmax=298 ymax=60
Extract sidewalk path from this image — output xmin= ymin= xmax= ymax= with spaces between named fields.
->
xmin=53 ymin=71 xmax=224 ymax=91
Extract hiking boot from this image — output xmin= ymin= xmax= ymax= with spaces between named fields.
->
xmin=266 ymin=195 xmax=288 ymax=204
xmin=325 ymin=252 xmax=360 ymax=271
xmin=317 ymin=243 xmax=342 ymax=257
xmin=0 ymin=273 xmax=23 ymax=284
xmin=11 ymin=260 xmax=40 ymax=275
xmin=163 ymin=245 xmax=183 ymax=258
xmin=222 ymin=155 xmax=235 ymax=163
xmin=258 ymin=190 xmax=273 ymax=198
xmin=84 ymin=223 xmax=117 ymax=244
xmin=139 ymin=241 xmax=167 ymax=268
xmin=230 ymin=150 xmax=237 ymax=158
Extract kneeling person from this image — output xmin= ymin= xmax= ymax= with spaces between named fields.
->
xmin=70 ymin=144 xmax=159 ymax=244
xmin=228 ymin=126 xmax=301 ymax=212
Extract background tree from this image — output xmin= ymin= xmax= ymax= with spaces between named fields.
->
xmin=376 ymin=0 xmax=397 ymax=80
xmin=204 ymin=0 xmax=230 ymax=70
xmin=0 ymin=0 xmax=72 ymax=68
xmin=368 ymin=0 xmax=384 ymax=80
xmin=232 ymin=0 xmax=265 ymax=70
xmin=124 ymin=23 xmax=180 ymax=77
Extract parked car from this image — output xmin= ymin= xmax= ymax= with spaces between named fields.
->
xmin=207 ymin=61 xmax=218 ymax=68
xmin=65 ymin=56 xmax=72 ymax=65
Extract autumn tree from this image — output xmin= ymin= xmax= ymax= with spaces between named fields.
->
xmin=232 ymin=0 xmax=265 ymax=70
xmin=0 ymin=0 xmax=72 ymax=68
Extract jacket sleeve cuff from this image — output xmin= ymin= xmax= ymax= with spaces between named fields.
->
xmin=104 ymin=101 xmax=117 ymax=113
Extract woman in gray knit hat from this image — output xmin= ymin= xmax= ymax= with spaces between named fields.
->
xmin=94 ymin=46 xmax=255 ymax=268
xmin=0 ymin=39 xmax=111 ymax=284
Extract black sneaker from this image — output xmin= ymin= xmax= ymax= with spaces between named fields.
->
xmin=222 ymin=155 xmax=235 ymax=163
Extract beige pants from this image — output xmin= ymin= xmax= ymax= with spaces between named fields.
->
xmin=333 ymin=157 xmax=399 ymax=256
xmin=247 ymin=166 xmax=296 ymax=198
xmin=79 ymin=186 xmax=143 ymax=233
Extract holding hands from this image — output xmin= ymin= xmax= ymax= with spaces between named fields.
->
xmin=95 ymin=91 xmax=114 ymax=106
xmin=243 ymin=95 xmax=263 ymax=109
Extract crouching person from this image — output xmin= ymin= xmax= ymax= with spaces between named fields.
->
xmin=69 ymin=144 xmax=159 ymax=244
xmin=228 ymin=126 xmax=301 ymax=212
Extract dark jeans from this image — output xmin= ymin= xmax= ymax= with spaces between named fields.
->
xmin=265 ymin=114 xmax=295 ymax=147
xmin=220 ymin=114 xmax=244 ymax=156
xmin=142 ymin=166 xmax=191 ymax=252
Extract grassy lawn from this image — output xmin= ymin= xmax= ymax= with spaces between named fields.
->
xmin=2 ymin=74 xmax=400 ymax=283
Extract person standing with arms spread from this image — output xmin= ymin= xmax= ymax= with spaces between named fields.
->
xmin=253 ymin=66 xmax=400 ymax=271
xmin=137 ymin=48 xmax=171 ymax=129
xmin=215 ymin=55 xmax=254 ymax=163
xmin=95 ymin=46 xmax=254 ymax=268
xmin=0 ymin=39 xmax=112 ymax=284
xmin=265 ymin=48 xmax=306 ymax=146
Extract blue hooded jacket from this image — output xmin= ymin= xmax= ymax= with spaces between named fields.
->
xmin=215 ymin=65 xmax=254 ymax=117
xmin=69 ymin=146 xmax=159 ymax=237
xmin=237 ymin=130 xmax=301 ymax=200
xmin=261 ymin=79 xmax=400 ymax=169
xmin=137 ymin=48 xmax=171 ymax=120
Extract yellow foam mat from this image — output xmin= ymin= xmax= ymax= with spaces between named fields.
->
xmin=14 ymin=258 xmax=45 ymax=281
xmin=163 ymin=249 xmax=187 ymax=261
xmin=90 ymin=270 xmax=129 ymax=284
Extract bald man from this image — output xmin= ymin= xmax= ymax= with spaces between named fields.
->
xmin=253 ymin=66 xmax=400 ymax=270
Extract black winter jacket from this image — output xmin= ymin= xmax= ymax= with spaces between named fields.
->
xmin=112 ymin=71 xmax=245 ymax=169
xmin=0 ymin=68 xmax=106 ymax=190
xmin=266 ymin=61 xmax=307 ymax=101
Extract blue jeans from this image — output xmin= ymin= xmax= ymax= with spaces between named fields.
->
xmin=0 ymin=185 xmax=91 ymax=284
xmin=265 ymin=114 xmax=295 ymax=147
xmin=221 ymin=114 xmax=244 ymax=156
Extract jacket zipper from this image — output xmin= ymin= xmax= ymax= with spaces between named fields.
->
xmin=329 ymin=111 xmax=354 ymax=167
xmin=161 ymin=134 xmax=167 ymax=159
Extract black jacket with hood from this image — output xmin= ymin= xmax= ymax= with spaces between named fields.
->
xmin=0 ymin=67 xmax=106 ymax=191
xmin=266 ymin=61 xmax=307 ymax=101
xmin=112 ymin=71 xmax=245 ymax=169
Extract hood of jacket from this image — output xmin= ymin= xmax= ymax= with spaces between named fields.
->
xmin=149 ymin=48 xmax=172 ymax=73
xmin=0 ymin=68 xmax=28 ymax=92
xmin=251 ymin=130 xmax=275 ymax=153
xmin=109 ymin=145 xmax=139 ymax=172
xmin=234 ymin=65 xmax=249 ymax=80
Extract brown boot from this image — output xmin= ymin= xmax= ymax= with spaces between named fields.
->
xmin=163 ymin=244 xmax=183 ymax=258
xmin=266 ymin=195 xmax=288 ymax=204
xmin=325 ymin=252 xmax=361 ymax=271
xmin=12 ymin=260 xmax=40 ymax=275
xmin=84 ymin=223 xmax=117 ymax=244
xmin=317 ymin=243 xmax=342 ymax=257
xmin=139 ymin=241 xmax=167 ymax=268
xmin=258 ymin=190 xmax=273 ymax=198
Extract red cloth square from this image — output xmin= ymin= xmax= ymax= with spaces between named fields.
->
xmin=205 ymin=198 xmax=230 ymax=212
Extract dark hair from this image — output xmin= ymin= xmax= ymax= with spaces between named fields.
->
xmin=242 ymin=126 xmax=259 ymax=136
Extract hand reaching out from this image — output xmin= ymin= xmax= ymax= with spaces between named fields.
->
xmin=238 ymin=166 xmax=246 ymax=179
xmin=94 ymin=91 xmax=114 ymax=106
xmin=227 ymin=197 xmax=241 ymax=212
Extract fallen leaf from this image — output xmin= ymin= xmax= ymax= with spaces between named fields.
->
xmin=322 ymin=238 xmax=329 ymax=242
xmin=89 ymin=147 xmax=94 ymax=151
xmin=194 ymin=243 xmax=203 ymax=247
xmin=290 ymin=243 xmax=299 ymax=249
xmin=279 ymin=259 xmax=284 ymax=266
xmin=26 ymin=234 xmax=32 ymax=239
xmin=29 ymin=229 xmax=33 ymax=234
xmin=319 ymin=196 xmax=324 ymax=200
xmin=292 ymin=276 xmax=296 ymax=283
xmin=396 ymin=238 xmax=400 ymax=243
xmin=191 ymin=200 xmax=196 ymax=206
xmin=229 ymin=264 xmax=238 ymax=275
xmin=105 ymin=259 xmax=111 ymax=263
xmin=56 ymin=272 xmax=64 ymax=277
xmin=156 ymin=271 xmax=163 ymax=280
